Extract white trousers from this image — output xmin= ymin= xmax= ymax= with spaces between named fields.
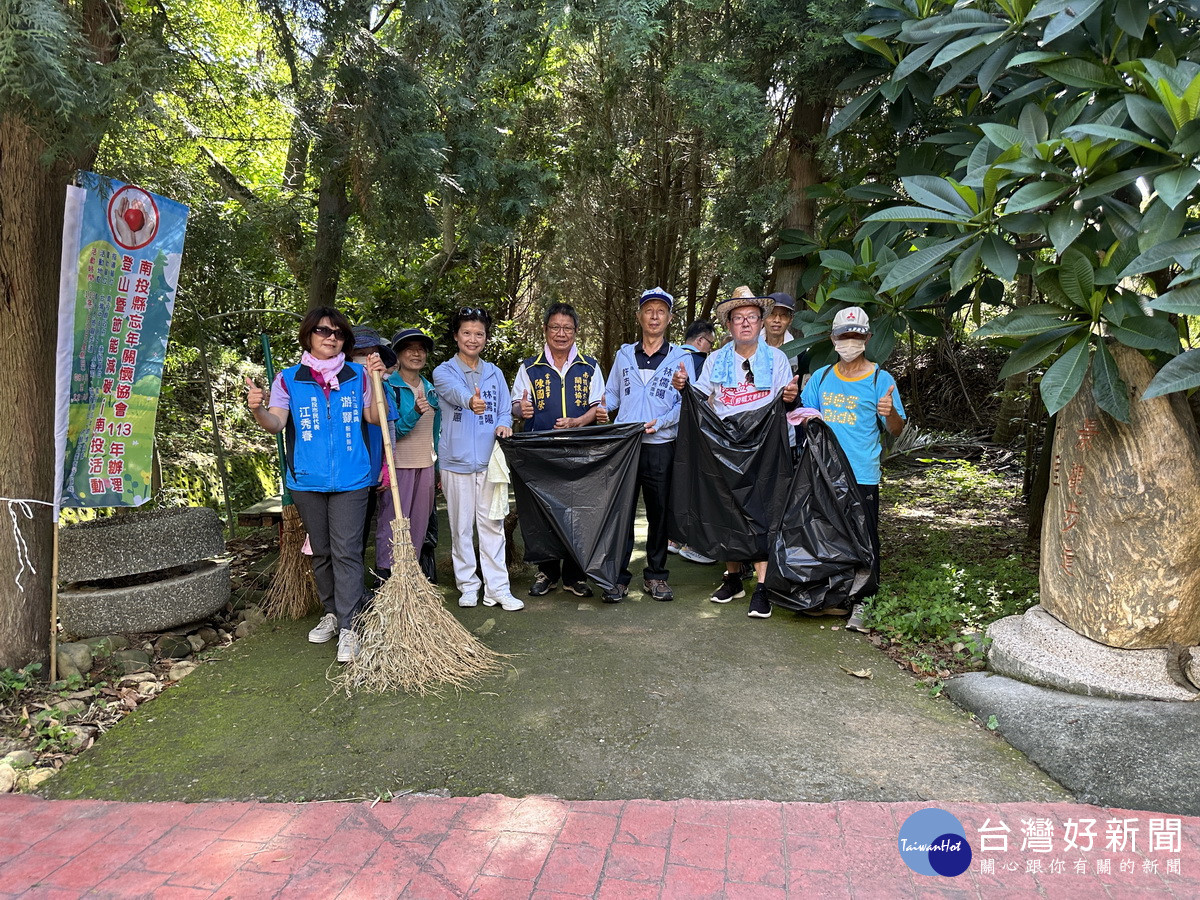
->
xmin=442 ymin=469 xmax=512 ymax=601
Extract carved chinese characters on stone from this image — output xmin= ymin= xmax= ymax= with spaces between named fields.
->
xmin=1040 ymin=344 xmax=1200 ymax=649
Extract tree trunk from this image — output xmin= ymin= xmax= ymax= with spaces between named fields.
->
xmin=771 ymin=99 xmax=827 ymax=299
xmin=0 ymin=118 xmax=74 ymax=669
xmin=992 ymin=273 xmax=1036 ymax=443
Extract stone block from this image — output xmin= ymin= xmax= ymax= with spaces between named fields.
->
xmin=59 ymin=561 xmax=231 ymax=639
xmin=987 ymin=606 xmax=1198 ymax=701
xmin=113 ymin=649 xmax=152 ymax=674
xmin=1040 ymin=344 xmax=1200 ymax=648
xmin=59 ymin=507 xmax=225 ymax=583
xmin=56 ymin=643 xmax=93 ymax=678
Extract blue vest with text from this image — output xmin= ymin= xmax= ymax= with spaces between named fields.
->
xmin=281 ymin=362 xmax=374 ymax=493
xmin=522 ymin=351 xmax=600 ymax=432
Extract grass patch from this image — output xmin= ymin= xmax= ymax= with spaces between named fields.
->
xmin=865 ymin=457 xmax=1040 ymax=683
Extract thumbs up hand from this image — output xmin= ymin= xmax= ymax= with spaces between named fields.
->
xmin=596 ymin=399 xmax=609 ymax=424
xmin=415 ymin=387 xmax=431 ymax=416
xmin=877 ymin=384 xmax=895 ymax=417
xmin=671 ymin=361 xmax=688 ymax=391
xmin=519 ymin=389 xmax=534 ymax=419
xmin=782 ymin=374 xmax=799 ymax=404
xmin=245 ymin=376 xmax=265 ymax=411
xmin=468 ymin=385 xmax=487 ymax=414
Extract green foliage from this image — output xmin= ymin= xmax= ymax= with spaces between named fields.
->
xmin=22 ymin=709 xmax=74 ymax=754
xmin=782 ymin=0 xmax=1200 ymax=416
xmin=0 ymin=664 xmax=41 ymax=697
xmin=866 ymin=558 xmax=1038 ymax=645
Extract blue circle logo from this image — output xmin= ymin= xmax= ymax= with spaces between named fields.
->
xmin=897 ymin=808 xmax=972 ymax=877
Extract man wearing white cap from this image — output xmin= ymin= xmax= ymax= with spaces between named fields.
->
xmin=596 ymin=287 xmax=690 ymax=602
xmin=672 ymin=286 xmax=799 ymax=618
xmin=800 ymin=306 xmax=906 ymax=631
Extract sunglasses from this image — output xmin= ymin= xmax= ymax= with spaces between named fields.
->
xmin=312 ymin=325 xmax=347 ymax=340
xmin=459 ymin=307 xmax=488 ymax=318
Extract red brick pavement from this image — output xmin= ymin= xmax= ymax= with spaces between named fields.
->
xmin=0 ymin=794 xmax=1196 ymax=898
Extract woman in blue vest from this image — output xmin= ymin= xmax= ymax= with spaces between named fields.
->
xmin=245 ymin=307 xmax=394 ymax=663
xmin=432 ymin=307 xmax=524 ymax=611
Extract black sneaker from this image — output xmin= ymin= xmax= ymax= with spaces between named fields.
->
xmin=529 ymin=573 xmax=558 ymax=596
xmin=748 ymin=587 xmax=772 ymax=619
xmin=602 ymin=584 xmax=628 ymax=604
xmin=643 ymin=579 xmax=674 ymax=601
xmin=711 ymin=573 xmax=745 ymax=604
xmin=563 ymin=580 xmax=594 ymax=598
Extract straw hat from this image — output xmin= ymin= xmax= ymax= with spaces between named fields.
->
xmin=714 ymin=285 xmax=774 ymax=325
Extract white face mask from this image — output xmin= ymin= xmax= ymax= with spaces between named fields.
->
xmin=833 ymin=339 xmax=865 ymax=362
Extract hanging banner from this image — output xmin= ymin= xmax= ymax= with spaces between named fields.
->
xmin=58 ymin=172 xmax=189 ymax=508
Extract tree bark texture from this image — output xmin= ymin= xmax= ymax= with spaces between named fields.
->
xmin=772 ymin=99 xmax=827 ymax=300
xmin=0 ymin=117 xmax=72 ymax=668
xmin=1039 ymin=344 xmax=1200 ymax=648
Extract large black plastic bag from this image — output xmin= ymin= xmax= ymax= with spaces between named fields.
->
xmin=669 ymin=386 xmax=793 ymax=561
xmin=500 ymin=424 xmax=644 ymax=593
xmin=764 ymin=418 xmax=875 ymax=611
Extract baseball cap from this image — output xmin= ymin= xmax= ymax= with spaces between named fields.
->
xmin=639 ymin=287 xmax=674 ymax=309
xmin=767 ymin=292 xmax=796 ymax=313
xmin=831 ymin=307 xmax=870 ymax=338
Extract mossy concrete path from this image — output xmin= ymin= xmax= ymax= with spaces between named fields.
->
xmin=46 ymin=545 xmax=1066 ymax=805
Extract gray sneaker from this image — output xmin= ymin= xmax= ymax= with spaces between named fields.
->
xmin=336 ymin=629 xmax=360 ymax=662
xmin=307 ymin=613 xmax=338 ymax=644
xmin=847 ymin=602 xmax=868 ymax=632
xmin=679 ymin=546 xmax=716 ymax=565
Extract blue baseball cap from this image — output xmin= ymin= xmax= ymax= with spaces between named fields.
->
xmin=639 ymin=287 xmax=674 ymax=309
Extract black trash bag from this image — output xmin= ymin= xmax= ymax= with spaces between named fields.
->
xmin=764 ymin=418 xmax=875 ymax=611
xmin=419 ymin=504 xmax=438 ymax=584
xmin=669 ymin=386 xmax=793 ymax=561
xmin=500 ymin=424 xmax=644 ymax=593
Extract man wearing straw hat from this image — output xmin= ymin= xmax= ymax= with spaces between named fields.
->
xmin=671 ymin=286 xmax=799 ymax=619
xmin=595 ymin=287 xmax=690 ymax=603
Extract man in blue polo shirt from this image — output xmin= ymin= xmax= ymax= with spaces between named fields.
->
xmin=596 ymin=287 xmax=690 ymax=602
xmin=512 ymin=302 xmax=606 ymax=598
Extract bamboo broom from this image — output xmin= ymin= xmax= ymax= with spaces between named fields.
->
xmin=259 ymin=333 xmax=320 ymax=620
xmin=334 ymin=368 xmax=504 ymax=695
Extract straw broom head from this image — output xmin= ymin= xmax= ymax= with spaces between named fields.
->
xmin=262 ymin=503 xmax=321 ymax=620
xmin=332 ymin=518 xmax=505 ymax=696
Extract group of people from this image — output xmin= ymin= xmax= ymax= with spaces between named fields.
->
xmin=246 ymin=289 xmax=905 ymax=661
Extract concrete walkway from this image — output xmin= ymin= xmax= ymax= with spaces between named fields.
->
xmin=2 ymin=793 xmax=1197 ymax=898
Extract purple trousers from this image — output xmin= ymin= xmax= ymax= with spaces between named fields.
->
xmin=375 ymin=466 xmax=435 ymax=569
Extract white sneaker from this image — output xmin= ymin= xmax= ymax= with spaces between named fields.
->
xmin=458 ymin=593 xmax=479 ymax=608
xmin=667 ymin=541 xmax=682 ymax=555
xmin=307 ymin=613 xmax=338 ymax=644
xmin=483 ymin=595 xmax=525 ymax=611
xmin=336 ymin=629 xmax=360 ymax=662
xmin=847 ymin=603 xmax=868 ymax=632
xmin=680 ymin=547 xmax=716 ymax=565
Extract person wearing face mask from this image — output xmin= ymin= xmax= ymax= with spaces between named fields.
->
xmin=799 ymin=306 xmax=906 ymax=631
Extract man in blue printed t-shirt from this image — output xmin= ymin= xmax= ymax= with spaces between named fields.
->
xmin=799 ymin=306 xmax=906 ymax=632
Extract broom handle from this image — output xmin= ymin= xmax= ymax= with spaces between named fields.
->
xmin=260 ymin=333 xmax=292 ymax=507
xmin=371 ymin=368 xmax=404 ymax=515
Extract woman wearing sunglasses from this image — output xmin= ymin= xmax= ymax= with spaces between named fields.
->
xmin=432 ymin=307 xmax=524 ymax=611
xmin=245 ymin=306 xmax=394 ymax=662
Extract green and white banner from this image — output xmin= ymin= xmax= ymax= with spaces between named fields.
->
xmin=57 ymin=173 xmax=189 ymax=509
